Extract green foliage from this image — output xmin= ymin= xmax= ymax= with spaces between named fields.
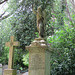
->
xmin=35 ymin=32 xmax=39 ymax=38
xmin=0 ymin=19 xmax=14 ymax=65
xmin=22 ymin=52 xmax=29 ymax=67
xmin=0 ymin=0 xmax=54 ymax=69
xmin=0 ymin=47 xmax=9 ymax=64
xmin=0 ymin=0 xmax=75 ymax=74
xmin=48 ymin=24 xmax=75 ymax=75
xmin=14 ymin=48 xmax=25 ymax=69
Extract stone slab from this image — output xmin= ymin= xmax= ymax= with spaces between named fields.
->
xmin=4 ymin=69 xmax=17 ymax=75
xmin=17 ymin=70 xmax=21 ymax=75
xmin=0 ymin=68 xmax=2 ymax=75
xmin=0 ymin=64 xmax=2 ymax=75
xmin=2 ymin=65 xmax=8 ymax=75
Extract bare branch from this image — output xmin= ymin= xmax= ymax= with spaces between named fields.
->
xmin=0 ymin=0 xmax=26 ymax=21
xmin=0 ymin=11 xmax=6 ymax=18
xmin=65 ymin=0 xmax=74 ymax=26
xmin=0 ymin=13 xmax=12 ymax=21
xmin=70 ymin=0 xmax=75 ymax=12
xmin=0 ymin=0 xmax=8 ymax=5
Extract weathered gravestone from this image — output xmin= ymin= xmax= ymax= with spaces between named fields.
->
xmin=17 ymin=70 xmax=21 ymax=75
xmin=2 ymin=65 xmax=8 ymax=75
xmin=4 ymin=36 xmax=20 ymax=75
xmin=0 ymin=64 xmax=2 ymax=75
xmin=26 ymin=37 xmax=51 ymax=75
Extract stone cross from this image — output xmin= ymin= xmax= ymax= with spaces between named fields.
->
xmin=5 ymin=36 xmax=20 ymax=69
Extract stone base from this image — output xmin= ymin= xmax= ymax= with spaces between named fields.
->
xmin=4 ymin=69 xmax=17 ymax=75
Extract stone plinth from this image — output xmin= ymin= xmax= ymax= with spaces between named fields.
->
xmin=4 ymin=69 xmax=17 ymax=75
xmin=26 ymin=37 xmax=51 ymax=75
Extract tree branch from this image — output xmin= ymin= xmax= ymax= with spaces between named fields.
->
xmin=0 ymin=13 xmax=12 ymax=21
xmin=0 ymin=0 xmax=8 ymax=4
xmin=0 ymin=0 xmax=26 ymax=21
xmin=70 ymin=0 xmax=75 ymax=12
xmin=65 ymin=0 xmax=74 ymax=26
xmin=0 ymin=11 xmax=6 ymax=18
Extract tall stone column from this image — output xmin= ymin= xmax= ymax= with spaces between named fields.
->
xmin=26 ymin=37 xmax=51 ymax=75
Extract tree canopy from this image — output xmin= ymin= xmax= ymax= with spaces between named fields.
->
xmin=0 ymin=0 xmax=75 ymax=74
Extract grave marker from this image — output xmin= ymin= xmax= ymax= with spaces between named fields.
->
xmin=4 ymin=36 xmax=20 ymax=75
xmin=2 ymin=65 xmax=8 ymax=75
xmin=26 ymin=37 xmax=51 ymax=75
xmin=0 ymin=64 xmax=2 ymax=75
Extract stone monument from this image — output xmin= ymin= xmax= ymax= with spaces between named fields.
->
xmin=26 ymin=5 xmax=51 ymax=75
xmin=4 ymin=36 xmax=20 ymax=75
xmin=2 ymin=65 xmax=8 ymax=75
xmin=26 ymin=37 xmax=51 ymax=75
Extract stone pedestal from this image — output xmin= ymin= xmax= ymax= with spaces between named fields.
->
xmin=4 ymin=69 xmax=17 ymax=75
xmin=26 ymin=37 xmax=51 ymax=75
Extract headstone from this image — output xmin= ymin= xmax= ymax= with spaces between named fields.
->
xmin=17 ymin=70 xmax=21 ymax=75
xmin=2 ymin=65 xmax=8 ymax=75
xmin=4 ymin=36 xmax=20 ymax=75
xmin=26 ymin=37 xmax=51 ymax=75
xmin=0 ymin=64 xmax=2 ymax=75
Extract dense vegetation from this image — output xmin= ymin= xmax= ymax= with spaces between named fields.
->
xmin=0 ymin=0 xmax=75 ymax=75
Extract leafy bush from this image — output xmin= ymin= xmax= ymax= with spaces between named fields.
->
xmin=47 ymin=24 xmax=75 ymax=75
xmin=14 ymin=48 xmax=25 ymax=69
xmin=22 ymin=52 xmax=29 ymax=67
xmin=0 ymin=47 xmax=9 ymax=65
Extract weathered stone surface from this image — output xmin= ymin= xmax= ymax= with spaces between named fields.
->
xmin=4 ymin=36 xmax=20 ymax=75
xmin=4 ymin=69 xmax=17 ymax=75
xmin=26 ymin=37 xmax=51 ymax=75
xmin=17 ymin=70 xmax=21 ymax=75
xmin=5 ymin=36 xmax=20 ymax=69
xmin=2 ymin=65 xmax=8 ymax=75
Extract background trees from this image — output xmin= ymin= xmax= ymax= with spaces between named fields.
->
xmin=0 ymin=0 xmax=75 ymax=74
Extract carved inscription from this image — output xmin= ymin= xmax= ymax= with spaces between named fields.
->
xmin=30 ymin=53 xmax=45 ymax=70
